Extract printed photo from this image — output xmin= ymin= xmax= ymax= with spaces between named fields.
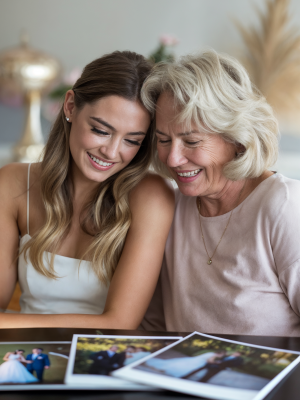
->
xmin=64 ymin=334 xmax=182 ymax=390
xmin=113 ymin=332 xmax=300 ymax=400
xmin=73 ymin=336 xmax=178 ymax=376
xmin=135 ymin=333 xmax=299 ymax=390
xmin=0 ymin=342 xmax=71 ymax=386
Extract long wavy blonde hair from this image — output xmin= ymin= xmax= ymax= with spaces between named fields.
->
xmin=22 ymin=51 xmax=153 ymax=284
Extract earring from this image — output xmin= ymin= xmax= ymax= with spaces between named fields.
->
xmin=66 ymin=117 xmax=70 ymax=122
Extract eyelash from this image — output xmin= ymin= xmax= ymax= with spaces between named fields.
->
xmin=91 ymin=127 xmax=141 ymax=146
xmin=91 ymin=127 xmax=109 ymax=135
xmin=158 ymin=139 xmax=170 ymax=143
xmin=187 ymin=141 xmax=201 ymax=145
xmin=158 ymin=139 xmax=201 ymax=146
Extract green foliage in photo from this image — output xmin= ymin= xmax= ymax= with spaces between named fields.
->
xmin=74 ymin=338 xmax=175 ymax=375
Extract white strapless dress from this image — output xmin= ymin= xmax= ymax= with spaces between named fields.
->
xmin=18 ymin=234 xmax=109 ymax=314
xmin=0 ymin=354 xmax=38 ymax=383
xmin=145 ymin=352 xmax=216 ymax=378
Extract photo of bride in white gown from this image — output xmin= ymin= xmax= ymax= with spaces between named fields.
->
xmin=145 ymin=351 xmax=221 ymax=378
xmin=0 ymin=350 xmax=38 ymax=384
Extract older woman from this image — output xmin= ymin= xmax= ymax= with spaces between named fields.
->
xmin=141 ymin=50 xmax=300 ymax=336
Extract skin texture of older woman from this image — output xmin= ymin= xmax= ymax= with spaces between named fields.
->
xmin=141 ymin=50 xmax=300 ymax=336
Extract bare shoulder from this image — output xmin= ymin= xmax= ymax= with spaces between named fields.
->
xmin=0 ymin=162 xmax=42 ymax=210
xmin=0 ymin=163 xmax=28 ymax=197
xmin=129 ymin=172 xmax=175 ymax=210
xmin=0 ymin=162 xmax=40 ymax=194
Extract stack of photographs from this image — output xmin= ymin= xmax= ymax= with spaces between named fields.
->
xmin=1 ymin=332 xmax=299 ymax=399
xmin=0 ymin=335 xmax=180 ymax=391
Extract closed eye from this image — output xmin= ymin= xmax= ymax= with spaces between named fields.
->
xmin=126 ymin=139 xmax=142 ymax=146
xmin=91 ymin=127 xmax=109 ymax=135
xmin=186 ymin=141 xmax=201 ymax=145
xmin=158 ymin=139 xmax=171 ymax=143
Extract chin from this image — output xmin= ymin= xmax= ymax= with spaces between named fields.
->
xmin=176 ymin=182 xmax=200 ymax=197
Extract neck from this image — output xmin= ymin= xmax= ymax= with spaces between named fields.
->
xmin=198 ymin=171 xmax=274 ymax=217
xmin=198 ymin=180 xmax=246 ymax=217
xmin=70 ymin=160 xmax=100 ymax=208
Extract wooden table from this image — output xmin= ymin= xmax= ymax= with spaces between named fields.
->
xmin=0 ymin=328 xmax=299 ymax=399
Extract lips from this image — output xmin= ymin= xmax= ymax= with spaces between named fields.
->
xmin=87 ymin=152 xmax=115 ymax=171
xmin=175 ymin=168 xmax=203 ymax=183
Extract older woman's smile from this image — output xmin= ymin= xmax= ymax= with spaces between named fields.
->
xmin=175 ymin=168 xmax=202 ymax=182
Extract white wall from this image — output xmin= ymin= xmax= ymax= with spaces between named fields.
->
xmin=0 ymin=0 xmax=300 ymax=177
xmin=1 ymin=0 xmax=300 ymax=72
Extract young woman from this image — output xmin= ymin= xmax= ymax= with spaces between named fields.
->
xmin=0 ymin=51 xmax=174 ymax=329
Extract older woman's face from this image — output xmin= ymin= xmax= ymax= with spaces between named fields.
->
xmin=156 ymin=93 xmax=237 ymax=197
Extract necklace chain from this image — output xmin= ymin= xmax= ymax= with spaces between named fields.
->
xmin=197 ymin=182 xmax=246 ymax=265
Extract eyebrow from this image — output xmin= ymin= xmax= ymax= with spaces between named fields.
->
xmin=156 ymin=129 xmax=200 ymax=137
xmin=90 ymin=117 xmax=146 ymax=136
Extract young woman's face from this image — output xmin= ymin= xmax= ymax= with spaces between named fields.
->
xmin=155 ymin=92 xmax=237 ymax=198
xmin=66 ymin=94 xmax=150 ymax=184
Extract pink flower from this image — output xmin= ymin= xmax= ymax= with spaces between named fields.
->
xmin=63 ymin=68 xmax=82 ymax=85
xmin=159 ymin=34 xmax=179 ymax=46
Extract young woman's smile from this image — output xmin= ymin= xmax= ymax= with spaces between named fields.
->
xmin=87 ymin=152 xmax=115 ymax=171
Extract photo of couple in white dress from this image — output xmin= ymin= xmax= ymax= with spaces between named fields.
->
xmin=143 ymin=349 xmax=244 ymax=382
xmin=134 ymin=334 xmax=299 ymax=391
xmin=0 ymin=342 xmax=71 ymax=386
xmin=0 ymin=348 xmax=50 ymax=384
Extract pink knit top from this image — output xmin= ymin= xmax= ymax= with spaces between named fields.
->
xmin=142 ymin=173 xmax=300 ymax=336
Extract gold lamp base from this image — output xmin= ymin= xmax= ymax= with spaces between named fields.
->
xmin=14 ymin=90 xmax=44 ymax=162
xmin=0 ymin=34 xmax=61 ymax=163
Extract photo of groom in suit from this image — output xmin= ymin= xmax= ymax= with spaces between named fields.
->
xmin=88 ymin=345 xmax=126 ymax=376
xmin=26 ymin=348 xmax=50 ymax=382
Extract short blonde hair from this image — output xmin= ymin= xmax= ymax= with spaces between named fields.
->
xmin=141 ymin=50 xmax=279 ymax=181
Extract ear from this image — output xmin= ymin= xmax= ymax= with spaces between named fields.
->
xmin=64 ymin=90 xmax=76 ymax=122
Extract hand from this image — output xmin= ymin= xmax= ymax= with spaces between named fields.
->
xmin=44 ymin=366 xmax=50 ymax=369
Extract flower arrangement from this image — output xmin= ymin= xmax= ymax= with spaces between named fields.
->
xmin=43 ymin=68 xmax=82 ymax=120
xmin=45 ymin=35 xmax=178 ymax=121
xmin=149 ymin=34 xmax=179 ymax=63
xmin=48 ymin=68 xmax=82 ymax=100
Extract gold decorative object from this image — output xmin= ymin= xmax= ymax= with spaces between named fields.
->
xmin=235 ymin=0 xmax=300 ymax=135
xmin=0 ymin=33 xmax=61 ymax=162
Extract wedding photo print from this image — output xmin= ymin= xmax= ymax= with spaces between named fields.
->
xmin=65 ymin=335 xmax=181 ymax=389
xmin=73 ymin=335 xmax=179 ymax=375
xmin=113 ymin=332 xmax=300 ymax=400
xmin=0 ymin=342 xmax=71 ymax=388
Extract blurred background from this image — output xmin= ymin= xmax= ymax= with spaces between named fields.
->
xmin=0 ymin=0 xmax=299 ymax=178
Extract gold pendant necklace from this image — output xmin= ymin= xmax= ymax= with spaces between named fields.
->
xmin=197 ymin=182 xmax=245 ymax=265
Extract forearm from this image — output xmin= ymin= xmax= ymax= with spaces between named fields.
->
xmin=0 ymin=311 xmax=137 ymax=330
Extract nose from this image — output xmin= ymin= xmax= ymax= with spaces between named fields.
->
xmin=167 ymin=142 xmax=188 ymax=168
xmin=99 ymin=137 xmax=120 ymax=161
